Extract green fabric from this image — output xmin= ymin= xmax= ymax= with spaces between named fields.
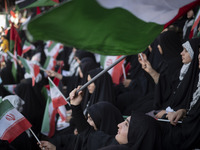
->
xmin=27 ymin=0 xmax=163 ymax=55
xmin=0 ymin=100 xmax=14 ymax=119
xmin=41 ymin=97 xmax=51 ymax=134
xmin=19 ymin=0 xmax=58 ymax=10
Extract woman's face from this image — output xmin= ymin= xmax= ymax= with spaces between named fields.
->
xmin=87 ymin=75 xmax=95 ymax=93
xmin=187 ymin=10 xmax=194 ymax=19
xmin=87 ymin=114 xmax=97 ymax=130
xmin=115 ymin=116 xmax=130 ymax=144
xmin=181 ymin=48 xmax=192 ymax=64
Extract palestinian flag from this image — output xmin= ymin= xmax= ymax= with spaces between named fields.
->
xmin=100 ymin=55 xmax=125 ymax=85
xmin=0 ymin=100 xmax=32 ymax=143
xmin=48 ymin=77 xmax=67 ymax=108
xmin=27 ymin=0 xmax=200 ymax=55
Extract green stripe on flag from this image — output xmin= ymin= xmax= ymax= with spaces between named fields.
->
xmin=41 ymin=97 xmax=51 ymax=134
xmin=48 ymin=42 xmax=57 ymax=52
xmin=18 ymin=57 xmax=31 ymax=73
xmin=0 ymin=100 xmax=14 ymax=119
xmin=27 ymin=0 xmax=163 ymax=55
xmin=11 ymin=62 xmax=17 ymax=82
xmin=43 ymin=56 xmax=51 ymax=69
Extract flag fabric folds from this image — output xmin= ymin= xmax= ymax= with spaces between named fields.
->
xmin=27 ymin=0 xmax=199 ymax=55
xmin=48 ymin=77 xmax=67 ymax=108
xmin=18 ymin=56 xmax=40 ymax=86
xmin=3 ymin=84 xmax=17 ymax=94
xmin=100 ymin=55 xmax=125 ymax=85
xmin=22 ymin=40 xmax=36 ymax=54
xmin=0 ymin=100 xmax=32 ymax=143
xmin=10 ymin=23 xmax=22 ymax=56
xmin=41 ymin=96 xmax=57 ymax=137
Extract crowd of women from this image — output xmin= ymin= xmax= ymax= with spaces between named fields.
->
xmin=1 ymin=6 xmax=200 ymax=150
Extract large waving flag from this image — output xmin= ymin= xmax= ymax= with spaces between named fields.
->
xmin=27 ymin=0 xmax=200 ymax=55
xmin=0 ymin=100 xmax=32 ymax=143
xmin=16 ymin=0 xmax=58 ymax=10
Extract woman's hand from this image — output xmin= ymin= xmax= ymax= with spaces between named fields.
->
xmin=138 ymin=53 xmax=160 ymax=84
xmin=69 ymin=86 xmax=83 ymax=106
xmin=123 ymin=79 xmax=131 ymax=88
xmin=166 ymin=109 xmax=186 ymax=126
xmin=38 ymin=141 xmax=56 ymax=150
xmin=155 ymin=110 xmax=166 ymax=119
xmin=46 ymin=70 xmax=63 ymax=80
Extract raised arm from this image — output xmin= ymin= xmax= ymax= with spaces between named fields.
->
xmin=138 ymin=53 xmax=160 ymax=84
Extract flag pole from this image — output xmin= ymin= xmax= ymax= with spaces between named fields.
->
xmin=66 ymin=55 xmax=127 ymax=102
xmin=48 ymin=77 xmax=71 ymax=106
xmin=29 ymin=128 xmax=41 ymax=144
xmin=29 ymin=128 xmax=45 ymax=150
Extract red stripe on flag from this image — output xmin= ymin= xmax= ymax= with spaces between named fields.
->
xmin=52 ymin=96 xmax=67 ymax=108
xmin=57 ymin=108 xmax=66 ymax=121
xmin=191 ymin=15 xmax=200 ymax=31
xmin=164 ymin=1 xmax=200 ymax=28
xmin=111 ymin=56 xmax=125 ymax=85
xmin=10 ymin=10 xmax=16 ymax=18
xmin=1 ymin=118 xmax=32 ymax=143
xmin=22 ymin=46 xmax=32 ymax=54
xmin=48 ymin=108 xmax=57 ymax=137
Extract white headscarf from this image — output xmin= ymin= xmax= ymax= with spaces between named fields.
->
xmin=179 ymin=41 xmax=194 ymax=81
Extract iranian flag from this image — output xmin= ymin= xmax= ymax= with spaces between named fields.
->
xmin=22 ymin=40 xmax=36 ymax=54
xmin=3 ymin=84 xmax=17 ymax=94
xmin=0 ymin=100 xmax=32 ymax=143
xmin=101 ymin=55 xmax=125 ymax=85
xmin=41 ymin=87 xmax=67 ymax=137
xmin=48 ymin=77 xmax=67 ymax=108
xmin=41 ymin=96 xmax=57 ymax=137
xmin=43 ymin=56 xmax=57 ymax=71
xmin=18 ymin=56 xmax=40 ymax=86
xmin=10 ymin=23 xmax=22 ymax=56
xmin=27 ymin=0 xmax=200 ymax=55
xmin=44 ymin=41 xmax=63 ymax=58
